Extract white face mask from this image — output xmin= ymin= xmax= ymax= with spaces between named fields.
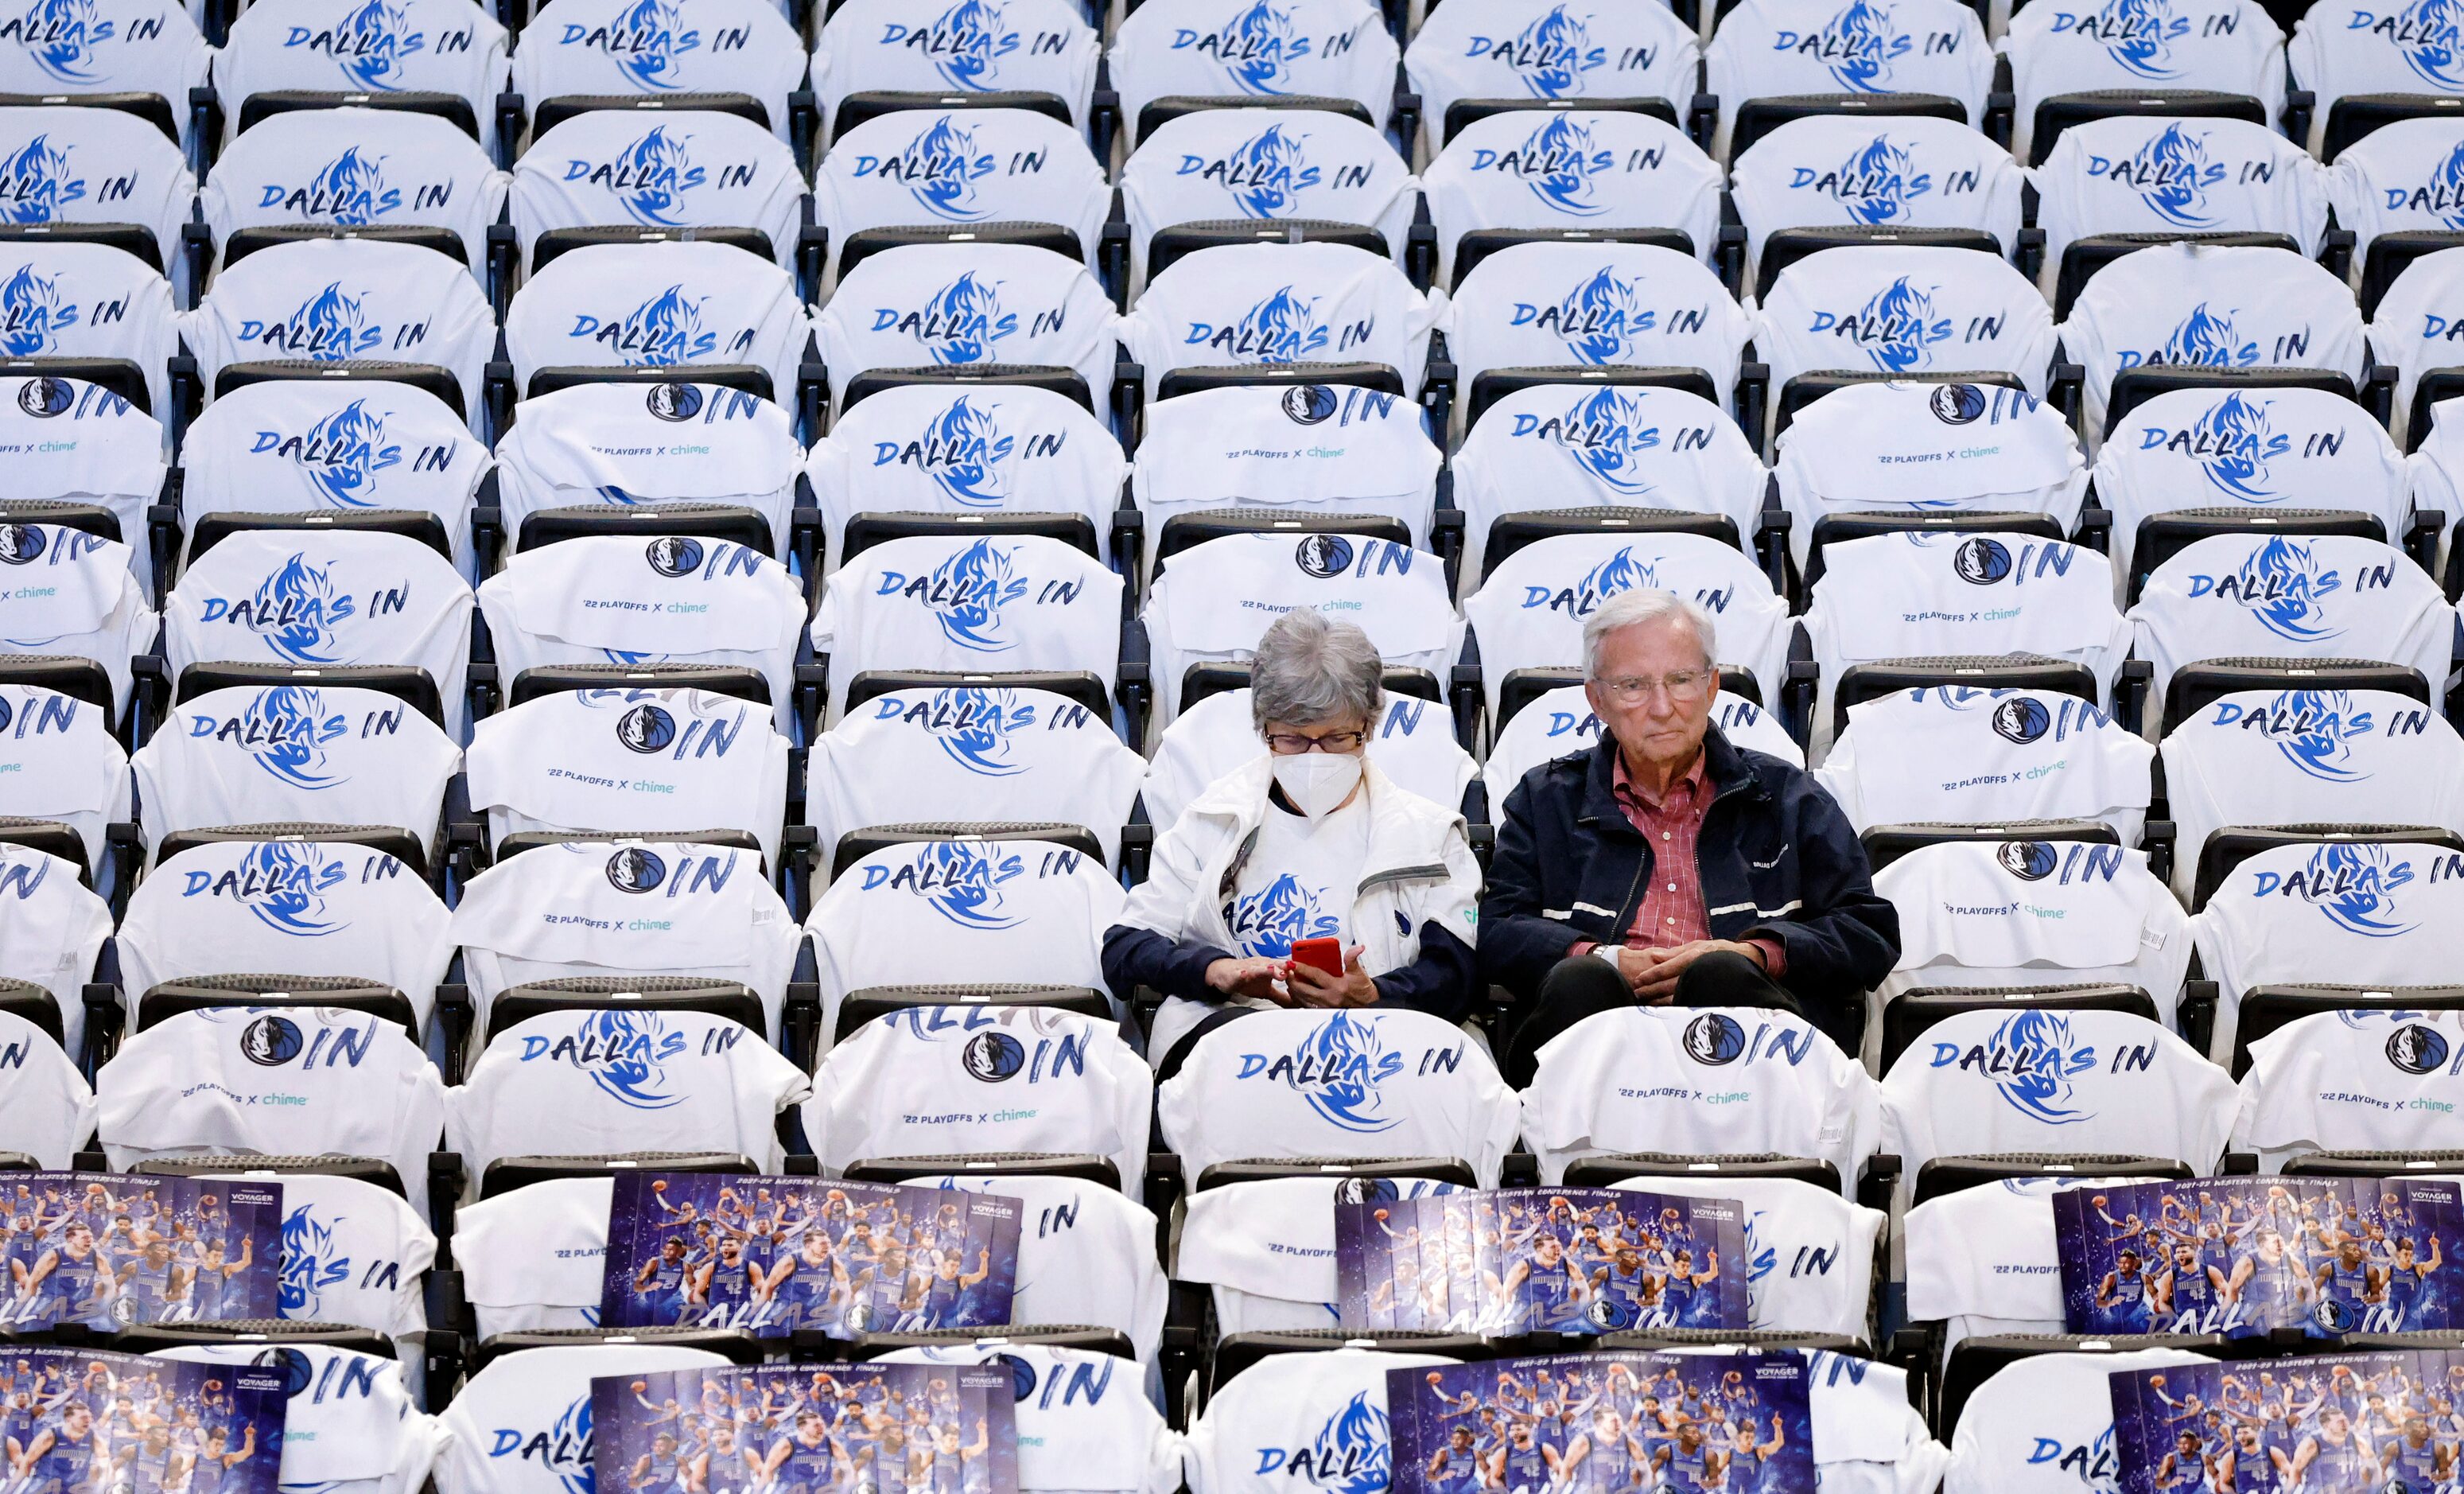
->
xmin=1271 ymin=751 xmax=1364 ymax=818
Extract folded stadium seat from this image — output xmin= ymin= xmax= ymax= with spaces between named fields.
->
xmin=0 ymin=372 xmax=167 ymax=589
xmin=130 ymin=681 xmax=458 ymax=866
xmin=2326 ymin=119 xmax=2464 ymax=302
xmin=803 ymin=835 xmax=1122 ymax=1040
xmin=0 ymin=241 xmax=176 ymax=418
xmin=2056 ymin=241 xmax=2368 ymax=449
xmin=815 ymin=107 xmax=1110 ymax=287
xmin=810 ymin=531 xmax=1122 ymax=726
xmin=447 ymin=838 xmax=800 ymax=1045
xmin=1176 ymin=1169 xmax=1473 ymax=1335
xmin=198 ymin=107 xmax=504 ymax=289
xmin=1154 ymin=1008 xmax=1516 ymax=1189
xmin=806 ymin=383 xmax=1125 ymax=574
xmin=450 ymin=1174 xmax=612 ymax=1335
xmin=2289 ymin=0 xmax=2464 ymax=157
xmin=159 ymin=1343 xmax=443 ymax=1489
xmin=2031 ymin=116 xmax=2330 ymax=307
xmin=1119 ymin=107 xmax=1417 ymax=290
xmin=810 ymin=0 xmax=1101 ymax=142
xmin=904 ymin=1172 xmax=1170 ymax=1368
xmin=1729 ymin=115 xmax=2024 ymax=294
xmin=1486 ymin=688 xmax=1799 ymax=798
xmin=2090 ymin=384 xmax=2412 ymax=600
xmin=0 ymin=1006 xmax=93 ymax=1165
xmin=0 ymin=523 xmax=151 ymax=723
xmin=445 ymin=1006 xmax=807 ymax=1193
xmin=464 ymin=687 xmax=790 ymax=868
xmin=435 ymin=1341 xmax=738 ymax=1494
xmin=0 ymin=0 xmax=208 ymax=151
xmin=115 ymin=836 xmax=450 ymax=1033
xmin=809 ymin=681 xmax=1145 ymax=866
xmin=214 ymin=0 xmax=504 ymax=152
xmin=1703 ymin=0 xmax=1993 ymax=158
xmin=1818 ymin=687 xmax=2153 ymax=839
xmin=1751 ymin=246 xmax=2057 ymax=448
xmin=1187 ymin=1342 xmax=1464 ymax=1482
xmin=0 ymin=105 xmax=195 ymax=276
xmin=476 ymin=533 xmax=805 ymax=736
xmin=2233 ymin=1006 xmax=2464 ymax=1166
xmin=2000 ymin=0 xmax=2283 ymax=163
xmin=1106 ymin=0 xmax=1400 ymax=149
xmin=1144 ymin=686 xmax=1475 ymax=834
xmin=95 ymin=1007 xmax=448 ymax=1220
xmin=508 ymin=0 xmax=802 ymax=148
xmin=164 ymin=527 xmax=474 ymax=735
xmin=803 ymin=1004 xmax=1152 ymax=1195
xmin=1117 ymin=240 xmax=1442 ymax=407
xmin=0 ymin=683 xmax=128 ymax=885
xmin=1942 ymin=1342 xmax=2221 ymax=1494
xmin=1140 ymin=532 xmax=1459 ymax=735
xmin=501 ymin=239 xmax=806 ymax=416
xmin=1462 ymin=530 xmax=1790 ymax=723
xmin=2366 ymin=244 xmax=2464 ymax=448
xmin=2127 ymin=534 xmax=2449 ymax=723
xmin=809 ymin=241 xmax=1119 ymax=415
xmin=515 ymin=108 xmax=802 ymax=280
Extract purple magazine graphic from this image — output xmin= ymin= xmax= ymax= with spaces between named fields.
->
xmin=0 ymin=1173 xmax=284 ymax=1333
xmin=0 ymin=1345 xmax=290 ymax=1494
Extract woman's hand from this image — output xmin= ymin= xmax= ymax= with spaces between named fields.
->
xmin=1204 ymin=956 xmax=1287 ymax=1002
xmin=1284 ymin=944 xmax=1377 ymax=1008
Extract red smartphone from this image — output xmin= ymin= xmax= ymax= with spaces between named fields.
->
xmin=1288 ymin=937 xmax=1345 ymax=977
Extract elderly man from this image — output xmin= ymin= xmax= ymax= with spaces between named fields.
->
xmin=1482 ymin=590 xmax=1898 ymax=1082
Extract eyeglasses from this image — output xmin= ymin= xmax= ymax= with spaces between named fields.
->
xmin=1264 ymin=728 xmax=1368 ymax=754
xmin=1595 ymin=669 xmax=1713 ymax=703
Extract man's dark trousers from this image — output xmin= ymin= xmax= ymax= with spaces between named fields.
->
xmin=1501 ymin=950 xmax=1801 ymax=1087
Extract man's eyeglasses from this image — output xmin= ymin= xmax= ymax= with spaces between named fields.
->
xmin=1265 ymin=729 xmax=1368 ymax=754
xmin=1595 ymin=669 xmax=1713 ymax=703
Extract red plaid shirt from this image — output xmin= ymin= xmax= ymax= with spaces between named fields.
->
xmin=1572 ymin=749 xmax=1786 ymax=974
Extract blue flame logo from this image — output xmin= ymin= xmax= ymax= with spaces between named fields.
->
xmin=907 ymin=839 xmax=1027 ymax=929
xmin=926 ymin=0 xmax=1012 ymax=89
xmin=1815 ymin=0 xmax=1904 ymax=91
xmin=283 ymin=282 xmax=373 ymax=362
xmin=19 ymin=0 xmax=104 ymax=84
xmin=1554 ymin=543 xmax=1658 ymax=614
xmin=612 ymin=284 xmax=707 ymax=365
xmin=2096 ymin=0 xmax=2180 ymax=77
xmin=1551 ymin=387 xmax=1658 ymax=495
xmin=1227 ymin=871 xmax=1343 ymax=958
xmin=0 ymin=135 xmax=76 ymax=224
xmin=1240 ymin=1014 xmax=1405 ymax=1135
xmin=918 ymin=537 xmax=1032 ymax=652
xmin=2427 ymin=140 xmax=2464 ymax=231
xmin=1517 ymin=114 xmax=1606 ymax=216
xmin=901 ymin=271 xmax=1016 ymax=365
xmin=2300 ymin=842 xmax=2419 ymax=937
xmin=1850 ymin=275 xmax=1951 ymax=372
xmin=278 ymin=1203 xmax=352 ymax=1316
xmin=1227 ymin=285 xmax=1329 ymax=362
xmin=2188 ymin=392 xmax=2287 ymax=500
xmin=2155 ymin=303 xmax=2258 ymax=368
xmin=295 ymin=398 xmax=397 ymax=507
xmin=1974 ymin=1010 xmax=2096 ymax=1124
xmin=608 ymin=0 xmax=694 ymax=89
xmin=2220 ymin=535 xmax=2342 ymax=643
xmin=2393 ymin=0 xmax=2464 ymax=88
xmin=1209 ymin=0 xmax=1301 ymax=95
xmin=1508 ymin=4 xmax=1597 ymax=96
xmin=1833 ymin=134 xmax=1926 ymax=225
xmin=2124 ymin=123 xmax=2217 ymax=228
xmin=332 ymin=0 xmax=422 ymax=90
xmin=246 ymin=552 xmax=347 ymax=663
xmin=612 ymin=126 xmax=702 ymax=227
xmin=915 ymin=394 xmax=1013 ymax=506
xmin=235 ymin=685 xmax=341 ymax=789
xmin=2259 ymin=689 xmax=2373 ymax=781
xmin=900 ymin=115 xmax=992 ymax=221
xmin=232 ymin=839 xmax=348 ymax=934
xmin=310 ymin=146 xmax=396 ymax=224
xmin=920 ymin=687 xmax=1034 ymax=776
xmin=1550 ymin=265 xmax=1649 ymax=364
xmin=566 ymin=1010 xmax=687 ymax=1110
xmin=1222 ymin=123 xmax=1319 ymax=218
xmin=1263 ymin=1392 xmax=1389 ymax=1494
xmin=0 ymin=265 xmax=62 ymax=357
xmin=547 ymin=1394 xmax=592 ymax=1494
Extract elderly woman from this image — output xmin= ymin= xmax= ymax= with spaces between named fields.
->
xmin=1104 ymin=609 xmax=1483 ymax=1071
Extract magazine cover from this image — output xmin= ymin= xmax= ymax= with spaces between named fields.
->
xmin=0 ymin=1344 xmax=290 ymax=1494
xmin=598 ymin=1173 xmax=1023 ymax=1339
xmin=1338 ymin=1188 xmax=1748 ymax=1334
xmin=2109 ymin=1352 xmax=2451 ymax=1494
xmin=593 ymin=1361 xmax=1020 ymax=1494
xmin=1389 ymin=1350 xmax=1816 ymax=1494
xmin=0 ymin=1173 xmax=285 ymax=1331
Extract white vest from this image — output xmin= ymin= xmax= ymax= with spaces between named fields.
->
xmin=1117 ymin=240 xmax=1441 ymax=399
xmin=809 ymin=241 xmax=1118 ymax=410
xmin=1704 ymin=0 xmax=1995 ymax=152
xmin=187 ymin=239 xmax=493 ymax=415
xmin=810 ymin=0 xmax=1102 ymax=133
xmin=1141 ymin=687 xmax=1475 ymax=835
xmin=817 ymin=108 xmax=1110 ymax=280
xmin=1753 ymin=245 xmax=2057 ymax=400
xmin=0 ymin=844 xmax=109 ymax=1056
xmin=201 ymin=107 xmax=507 ymax=277
xmin=0 ymin=242 xmax=175 ymax=414
xmin=1105 ymin=0 xmax=1400 ymax=146
xmin=1610 ymin=1173 xmax=1883 ymax=1338
xmin=1729 ymin=115 xmax=2025 ymax=285
xmin=200 ymin=1169 xmax=436 ymax=1339
xmin=874 ymin=1344 xmax=1182 ymax=1494
xmin=912 ymin=1171 xmax=1171 ymax=1368
xmin=1484 ymin=687 xmax=1802 ymax=800
xmin=1182 ymin=1348 xmax=1451 ymax=1494
xmin=0 ymin=374 xmax=167 ymax=590
xmin=1817 ymin=687 xmax=2152 ymax=841
xmin=0 ymin=683 xmax=126 ymax=877
xmin=514 ymin=109 xmax=803 ymax=273
xmin=0 ymin=104 xmax=194 ymax=269
xmin=508 ymin=0 xmax=804 ymax=145
xmin=0 ymin=1009 xmax=93 ymax=1168
xmin=0 ymin=521 xmax=151 ymax=718
xmin=502 ymin=240 xmax=806 ymax=411
xmin=214 ymin=0 xmax=507 ymax=154
xmin=1405 ymin=0 xmax=1702 ymax=161
xmin=2002 ymin=0 xmax=2287 ymax=161
xmin=2030 ymin=115 xmax=2330 ymax=292
xmin=1119 ymin=108 xmax=1419 ymax=282
xmin=433 ymin=1344 xmax=730 ymax=1494
xmin=490 ymin=381 xmax=799 ymax=562
xmin=2125 ymin=533 xmax=2450 ymax=699
xmin=1440 ymin=241 xmax=1754 ymax=410
xmin=1130 ymin=383 xmax=1438 ymax=555
xmin=450 ymin=1175 xmax=612 ymax=1338
xmin=1420 ymin=109 xmax=1724 ymax=288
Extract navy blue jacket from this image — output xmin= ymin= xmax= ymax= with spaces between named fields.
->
xmin=1478 ymin=726 xmax=1900 ymax=1017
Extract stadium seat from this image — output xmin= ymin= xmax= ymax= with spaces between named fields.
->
xmin=810 ymin=0 xmax=1102 ymax=142
xmin=906 ymin=1170 xmax=1170 ymax=1366
xmin=0 ymin=0 xmax=206 ymax=150
xmin=1135 ymin=383 xmax=1436 ymax=558
xmin=503 ymin=240 xmax=806 ymax=414
xmin=2359 ymin=243 xmax=2464 ymax=449
xmin=0 ymin=844 xmax=107 ymax=1055
xmin=2000 ymin=0 xmax=2286 ymax=164
xmin=1819 ymin=687 xmax=2152 ymax=838
xmin=199 ymin=108 xmax=504 ymax=285
xmin=1703 ymin=0 xmax=1994 ymax=157
xmin=1117 ymin=107 xmax=1414 ymax=289
xmin=1105 ymin=0 xmax=1400 ymax=147
xmin=214 ymin=0 xmax=503 ymax=150
xmin=1145 ymin=687 xmax=1475 ymax=835
xmin=2031 ymin=117 xmax=2330 ymax=304
xmin=1728 ymin=115 xmax=2026 ymax=291
xmin=2233 ymin=1007 xmax=2464 ymax=1165
xmin=516 ymin=109 xmax=803 ymax=278
xmin=185 ymin=1169 xmax=434 ymax=1341
xmin=815 ymin=107 xmax=1110 ymax=286
xmin=2326 ymin=118 xmax=2464 ymax=295
xmin=450 ymin=1174 xmax=611 ymax=1337
xmin=508 ymin=0 xmax=802 ymax=146
xmin=1941 ymin=1340 xmax=2220 ymax=1494
xmin=0 ymin=241 xmax=175 ymax=420
xmin=0 ymin=523 xmax=151 ymax=723
xmin=1419 ymin=110 xmax=1725 ymax=290
xmin=810 ymin=241 xmax=1118 ymax=413
xmin=0 ymin=372 xmax=167 ymax=593
xmin=1120 ymin=240 xmax=1440 ymax=403
xmin=1176 ymin=1169 xmax=1473 ymax=1335
xmin=1486 ymin=686 xmax=1800 ymax=794
xmin=0 ymin=105 xmax=195 ymax=274
xmin=434 ymin=1341 xmax=736 ymax=1494
xmin=1405 ymin=0 xmax=1703 ymax=155
xmin=0 ymin=682 xmax=130 ymax=884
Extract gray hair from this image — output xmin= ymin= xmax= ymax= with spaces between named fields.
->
xmin=1581 ymin=590 xmax=1716 ymax=680
xmin=1250 ymin=608 xmax=1386 ymax=733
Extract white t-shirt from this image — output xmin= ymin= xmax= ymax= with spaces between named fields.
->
xmin=503 ymin=240 xmax=806 ymax=410
xmin=200 ymin=107 xmax=507 ymax=276
xmin=1484 ymin=687 xmax=1802 ymax=796
xmin=810 ymin=0 xmax=1102 ymax=133
xmin=0 ymin=682 xmax=129 ymax=878
xmin=213 ymin=0 xmax=507 ymax=154
xmin=809 ymin=241 xmax=1118 ymax=409
xmin=1420 ymin=109 xmax=1726 ymax=286
xmin=1730 ymin=115 xmax=2026 ymax=283
xmin=1818 ymin=687 xmax=2153 ymax=840
xmin=1117 ymin=240 xmax=1443 ymax=399
xmin=185 ymin=239 xmax=494 ymax=415
xmin=1156 ymin=1007 xmax=1522 ymax=1185
xmin=1905 ymin=1175 xmax=2144 ymax=1348
xmin=2126 ymin=533 xmax=2450 ymax=699
xmin=2030 ymin=116 xmax=2330 ymax=290
xmin=0 ymin=843 xmax=107 ymax=1056
xmin=1753 ymin=245 xmax=2058 ymax=402
xmin=2234 ymin=1007 xmax=2464 ymax=1163
xmin=873 ymin=1343 xmax=1181 ymax=1494
xmin=464 ymin=687 xmax=791 ymax=866
xmin=2093 ymin=383 xmax=2411 ymax=593
xmin=1440 ymin=240 xmax=1754 ymax=411
xmin=2328 ymin=115 xmax=2464 ymax=270
xmin=908 ymin=1172 xmax=1171 ymax=1368
xmin=807 ymin=683 xmax=1148 ymax=866
xmin=1173 ymin=1173 xmax=1462 ymax=1333
xmin=490 ymin=380 xmax=799 ymax=561
xmin=2194 ymin=838 xmax=2464 ymax=1014
xmin=0 ymin=0 xmax=208 ymax=125
xmin=1141 ymin=688 xmax=1477 ymax=835
xmin=115 ymin=838 xmax=453 ymax=1029
xmin=433 ymin=1344 xmax=730 ymax=1494
xmin=2001 ymin=0 xmax=2286 ymax=162
xmin=0 ymin=1009 xmax=91 ymax=1169
xmin=1611 ymin=1173 xmax=1883 ymax=1337
xmin=1106 ymin=0 xmax=1401 ymax=146
xmin=0 ymin=242 xmax=175 ymax=414
xmin=179 ymin=379 xmax=492 ymax=579
xmin=474 ymin=532 xmax=806 ymax=734
xmin=509 ymin=0 xmax=806 ymax=146
xmin=1452 ymin=382 xmax=1768 ymax=588
xmin=445 ymin=1007 xmax=810 ymax=1182
xmin=95 ymin=1007 xmax=449 ymax=1220
xmin=804 ymin=382 xmax=1125 ymax=571
xmin=1519 ymin=1005 xmax=1883 ymax=1191
xmin=2366 ymin=243 xmax=2464 ymax=446
xmin=803 ymin=837 xmax=1125 ymax=1042
xmin=2159 ymin=688 xmax=2464 ymax=900
xmin=450 ymin=1174 xmax=612 ymax=1338
xmin=2291 ymin=0 xmax=2464 ymax=142
xmin=1704 ymin=0 xmax=1995 ymax=152
xmin=1405 ymin=0 xmax=1702 ymax=154
xmin=202 ymin=1168 xmax=436 ymax=1337
xmin=1224 ymin=791 xmax=1371 ymax=958
xmin=1141 ymin=532 xmax=1462 ymax=729
xmin=811 ymin=532 xmax=1125 ymax=723
xmin=446 ymin=838 xmax=801 ymax=1041
xmin=0 ymin=374 xmax=167 ymax=589
xmin=1462 ymin=530 xmax=1791 ymax=712
xmin=130 ymin=683 xmax=461 ymax=860
xmin=1182 ymin=1348 xmax=1451 ymax=1494
xmin=158 ymin=1344 xmax=442 ymax=1494
xmin=803 ymin=1006 xmax=1154 ymax=1196
xmin=1130 ymin=383 xmax=1439 ymax=553
xmin=2057 ymin=242 xmax=2366 ymax=445
xmin=0 ymin=104 xmax=194 ymax=269
xmin=514 ymin=109 xmax=803 ymax=272
xmin=1944 ymin=1345 xmax=2213 ymax=1494
xmin=817 ymin=107 xmax=1110 ymax=280
xmin=163 ymin=527 xmax=476 ymax=737
xmin=0 ymin=521 xmax=151 ymax=718
xmin=1119 ymin=108 xmax=1419 ymax=282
